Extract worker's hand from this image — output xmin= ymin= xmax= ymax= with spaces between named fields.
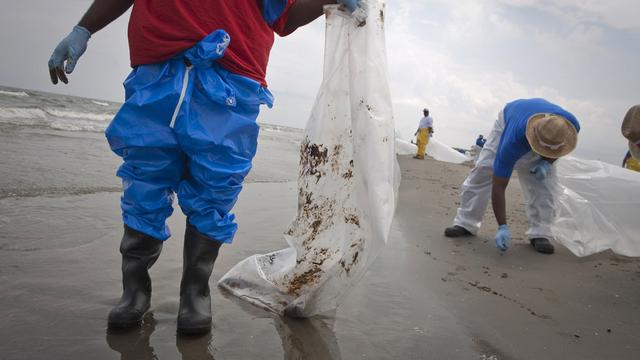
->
xmin=337 ymin=0 xmax=360 ymax=12
xmin=494 ymin=224 xmax=510 ymax=252
xmin=48 ymin=26 xmax=91 ymax=85
xmin=530 ymin=159 xmax=552 ymax=181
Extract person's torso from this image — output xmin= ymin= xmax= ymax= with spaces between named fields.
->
xmin=419 ymin=116 xmax=433 ymax=129
xmin=492 ymin=98 xmax=580 ymax=177
xmin=128 ymin=0 xmax=293 ymax=87
xmin=501 ymin=98 xmax=579 ymax=159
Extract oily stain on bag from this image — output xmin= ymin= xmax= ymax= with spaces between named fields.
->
xmin=284 ymin=137 xmax=362 ymax=296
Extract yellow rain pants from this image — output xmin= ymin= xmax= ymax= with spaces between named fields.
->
xmin=625 ymin=156 xmax=640 ymax=172
xmin=415 ymin=128 xmax=429 ymax=159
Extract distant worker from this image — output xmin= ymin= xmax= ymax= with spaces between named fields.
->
xmin=414 ymin=108 xmax=434 ymax=160
xmin=444 ymin=98 xmax=580 ymax=254
xmin=472 ymin=134 xmax=486 ymax=163
xmin=621 ymin=105 xmax=640 ymax=172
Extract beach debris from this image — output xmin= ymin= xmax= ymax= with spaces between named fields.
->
xmin=218 ymin=0 xmax=398 ymax=317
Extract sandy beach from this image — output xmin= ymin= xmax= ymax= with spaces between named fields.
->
xmin=1 ymin=87 xmax=640 ymax=359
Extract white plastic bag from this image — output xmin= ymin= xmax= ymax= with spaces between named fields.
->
xmin=552 ymin=157 xmax=640 ymax=257
xmin=218 ymin=1 xmax=399 ymax=317
xmin=395 ymin=137 xmax=471 ymax=164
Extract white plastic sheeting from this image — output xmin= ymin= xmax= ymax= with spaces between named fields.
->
xmin=552 ymin=157 xmax=640 ymax=257
xmin=395 ymin=137 xmax=471 ymax=164
xmin=218 ymin=1 xmax=399 ymax=317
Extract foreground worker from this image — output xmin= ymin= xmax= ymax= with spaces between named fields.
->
xmin=621 ymin=105 xmax=640 ymax=172
xmin=48 ymin=0 xmax=359 ymax=334
xmin=414 ymin=108 xmax=434 ymax=159
xmin=444 ymin=98 xmax=580 ymax=254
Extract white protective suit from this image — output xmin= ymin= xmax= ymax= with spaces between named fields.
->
xmin=453 ymin=112 xmax=559 ymax=240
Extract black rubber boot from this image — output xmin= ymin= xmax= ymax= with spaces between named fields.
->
xmin=108 ymin=225 xmax=163 ymax=329
xmin=444 ymin=225 xmax=473 ymax=237
xmin=530 ymin=238 xmax=555 ymax=254
xmin=177 ymin=223 xmax=222 ymax=335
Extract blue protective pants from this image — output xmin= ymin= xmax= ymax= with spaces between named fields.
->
xmin=105 ymin=31 xmax=274 ymax=243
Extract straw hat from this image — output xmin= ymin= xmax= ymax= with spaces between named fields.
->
xmin=621 ymin=105 xmax=640 ymax=160
xmin=525 ymin=113 xmax=578 ymax=158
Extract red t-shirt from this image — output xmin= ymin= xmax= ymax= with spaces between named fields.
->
xmin=128 ymin=0 xmax=296 ymax=87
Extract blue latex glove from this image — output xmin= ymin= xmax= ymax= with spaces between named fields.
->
xmin=48 ymin=26 xmax=91 ymax=84
xmin=530 ymin=159 xmax=552 ymax=181
xmin=495 ymin=224 xmax=510 ymax=252
xmin=337 ymin=0 xmax=359 ymax=12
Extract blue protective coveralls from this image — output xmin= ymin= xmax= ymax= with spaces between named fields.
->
xmin=106 ymin=31 xmax=274 ymax=243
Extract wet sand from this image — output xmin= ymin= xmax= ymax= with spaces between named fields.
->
xmin=1 ymin=147 xmax=640 ymax=359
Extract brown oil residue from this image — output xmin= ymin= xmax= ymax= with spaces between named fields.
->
xmin=286 ymin=267 xmax=323 ymax=296
xmin=340 ymin=238 xmax=364 ymax=276
xmin=331 ymin=144 xmax=343 ymax=173
xmin=300 ymin=139 xmax=329 ymax=184
xmin=344 ymin=214 xmax=360 ymax=227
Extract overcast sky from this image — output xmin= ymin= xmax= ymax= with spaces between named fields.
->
xmin=1 ymin=0 xmax=639 ymax=164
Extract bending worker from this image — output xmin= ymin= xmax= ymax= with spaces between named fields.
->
xmin=621 ymin=105 xmax=640 ymax=172
xmin=444 ymin=98 xmax=580 ymax=254
xmin=48 ymin=0 xmax=360 ymax=334
xmin=414 ymin=108 xmax=434 ymax=159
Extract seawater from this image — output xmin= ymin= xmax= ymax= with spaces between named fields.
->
xmin=0 ymin=85 xmax=303 ymax=199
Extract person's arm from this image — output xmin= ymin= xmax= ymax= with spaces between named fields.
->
xmin=284 ymin=0 xmax=360 ymax=33
xmin=284 ymin=0 xmax=335 ymax=34
xmin=77 ymin=0 xmax=134 ymax=34
xmin=48 ymin=0 xmax=133 ymax=85
xmin=491 ymin=175 xmax=509 ymax=226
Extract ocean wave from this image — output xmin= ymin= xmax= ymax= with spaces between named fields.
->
xmin=0 ymin=107 xmax=46 ymax=119
xmin=92 ymin=100 xmax=110 ymax=107
xmin=44 ymin=108 xmax=115 ymax=122
xmin=0 ymin=105 xmax=115 ymax=132
xmin=0 ymin=90 xmax=29 ymax=97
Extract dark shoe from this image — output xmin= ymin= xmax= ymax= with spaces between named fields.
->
xmin=108 ymin=225 xmax=163 ymax=329
xmin=444 ymin=225 xmax=473 ymax=237
xmin=530 ymin=238 xmax=555 ymax=254
xmin=177 ymin=223 xmax=222 ymax=335
xmin=413 ymin=155 xmax=424 ymax=159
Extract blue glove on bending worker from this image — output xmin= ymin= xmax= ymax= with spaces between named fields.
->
xmin=48 ymin=26 xmax=91 ymax=84
xmin=495 ymin=224 xmax=510 ymax=252
xmin=530 ymin=159 xmax=552 ymax=181
xmin=337 ymin=0 xmax=359 ymax=12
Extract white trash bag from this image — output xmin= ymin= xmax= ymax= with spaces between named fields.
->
xmin=218 ymin=1 xmax=399 ymax=317
xmin=395 ymin=137 xmax=470 ymax=164
xmin=552 ymin=157 xmax=640 ymax=257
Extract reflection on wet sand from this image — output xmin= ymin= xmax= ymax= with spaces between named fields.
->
xmin=177 ymin=332 xmax=215 ymax=360
xmin=106 ymin=312 xmax=216 ymax=360
xmin=103 ymin=298 xmax=340 ymax=360
xmin=275 ymin=316 xmax=342 ymax=360
xmin=221 ymin=290 xmax=342 ymax=360
xmin=106 ymin=313 xmax=157 ymax=360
